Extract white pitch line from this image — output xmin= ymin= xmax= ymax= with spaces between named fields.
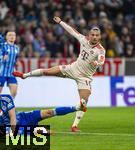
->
xmin=55 ymin=131 xmax=135 ymax=137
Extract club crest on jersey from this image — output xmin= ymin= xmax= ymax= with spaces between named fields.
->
xmin=2 ymin=105 xmax=6 ymax=110
xmin=0 ymin=109 xmax=3 ymax=116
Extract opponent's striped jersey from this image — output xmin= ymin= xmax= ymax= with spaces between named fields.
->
xmin=0 ymin=42 xmax=20 ymax=77
xmin=60 ymin=21 xmax=105 ymax=78
xmin=0 ymin=94 xmax=15 ymax=125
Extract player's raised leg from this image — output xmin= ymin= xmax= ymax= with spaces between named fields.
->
xmin=71 ymin=89 xmax=91 ymax=132
xmin=13 ymin=66 xmax=63 ymax=79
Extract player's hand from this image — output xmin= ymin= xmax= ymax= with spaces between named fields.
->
xmin=53 ymin=16 xmax=61 ymax=24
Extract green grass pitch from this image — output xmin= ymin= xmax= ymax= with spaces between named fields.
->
xmin=16 ymin=107 xmax=135 ymax=150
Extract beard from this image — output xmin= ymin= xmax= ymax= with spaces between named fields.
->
xmin=90 ymin=40 xmax=98 ymax=45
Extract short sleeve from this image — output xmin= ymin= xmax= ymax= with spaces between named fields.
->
xmin=3 ymin=95 xmax=15 ymax=111
xmin=7 ymin=99 xmax=15 ymax=111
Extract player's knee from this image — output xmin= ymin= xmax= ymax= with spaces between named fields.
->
xmin=42 ymin=69 xmax=49 ymax=75
xmin=81 ymin=97 xmax=88 ymax=103
xmin=80 ymin=98 xmax=88 ymax=112
xmin=11 ymin=91 xmax=17 ymax=98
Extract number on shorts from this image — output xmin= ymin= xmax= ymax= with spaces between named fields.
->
xmin=85 ymin=80 xmax=90 ymax=86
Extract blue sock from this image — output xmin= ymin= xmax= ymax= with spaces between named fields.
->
xmin=55 ymin=107 xmax=76 ymax=116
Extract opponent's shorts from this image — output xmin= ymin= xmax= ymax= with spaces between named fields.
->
xmin=0 ymin=76 xmax=17 ymax=86
xmin=59 ymin=65 xmax=92 ymax=90
xmin=17 ymin=110 xmax=42 ymax=125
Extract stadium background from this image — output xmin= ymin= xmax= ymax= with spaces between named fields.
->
xmin=1 ymin=0 xmax=135 ymax=150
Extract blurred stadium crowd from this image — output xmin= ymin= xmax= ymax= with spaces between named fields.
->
xmin=0 ymin=0 xmax=135 ymax=58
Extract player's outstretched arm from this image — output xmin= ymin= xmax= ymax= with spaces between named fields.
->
xmin=53 ymin=16 xmax=82 ymax=41
xmin=9 ymin=108 xmax=16 ymax=134
xmin=40 ymin=105 xmax=86 ymax=120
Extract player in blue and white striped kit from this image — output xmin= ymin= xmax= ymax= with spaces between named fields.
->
xmin=0 ymin=31 xmax=20 ymax=98
xmin=0 ymin=94 xmax=83 ymax=135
